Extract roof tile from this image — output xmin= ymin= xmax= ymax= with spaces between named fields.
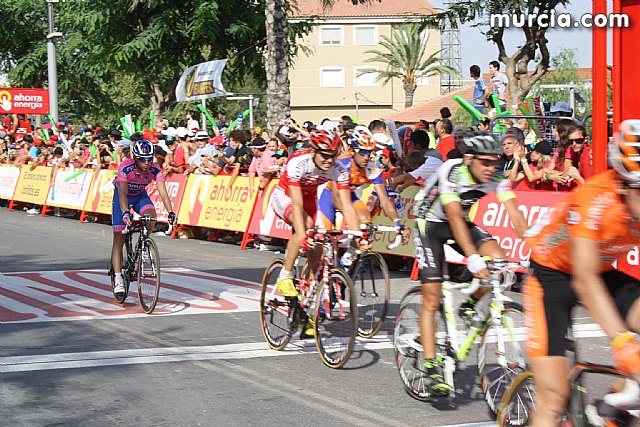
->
xmin=291 ymin=0 xmax=436 ymax=18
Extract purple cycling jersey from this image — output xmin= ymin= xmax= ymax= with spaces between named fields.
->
xmin=114 ymin=158 xmax=165 ymax=196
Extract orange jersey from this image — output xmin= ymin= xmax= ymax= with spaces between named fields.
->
xmin=525 ymin=170 xmax=640 ymax=273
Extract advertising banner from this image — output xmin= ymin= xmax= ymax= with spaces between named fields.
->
xmin=0 ymin=88 xmax=50 ymax=114
xmin=175 ymin=59 xmax=228 ymax=102
xmin=147 ymin=174 xmax=187 ymax=223
xmin=11 ymin=165 xmax=52 ymax=205
xmin=178 ymin=175 xmax=257 ymax=232
xmin=83 ymin=169 xmax=117 ymax=215
xmin=46 ymin=169 xmax=94 ymax=210
xmin=0 ymin=165 xmax=20 ymax=199
xmin=468 ymin=191 xmax=569 ymax=262
xmin=245 ymin=179 xmax=293 ymax=239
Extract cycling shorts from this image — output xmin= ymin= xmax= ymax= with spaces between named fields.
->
xmin=316 ymin=185 xmax=369 ymax=229
xmin=413 ymin=220 xmax=494 ymax=283
xmin=524 ymin=261 xmax=640 ymax=358
xmin=270 ymin=186 xmax=318 ymax=226
xmin=112 ymin=189 xmax=154 ymax=233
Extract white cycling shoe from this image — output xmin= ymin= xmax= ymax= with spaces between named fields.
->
xmin=113 ymin=276 xmax=126 ymax=295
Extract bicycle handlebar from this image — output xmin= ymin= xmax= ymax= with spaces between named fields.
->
xmin=122 ymin=211 xmax=158 ymax=235
xmin=604 ymin=379 xmax=640 ymax=410
xmin=307 ymin=224 xmax=406 ymax=250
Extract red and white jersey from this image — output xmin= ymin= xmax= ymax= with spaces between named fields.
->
xmin=277 ymin=149 xmax=349 ymax=196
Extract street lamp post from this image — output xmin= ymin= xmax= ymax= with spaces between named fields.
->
xmin=226 ymin=95 xmax=255 ymax=129
xmin=46 ymin=0 xmax=62 ymax=122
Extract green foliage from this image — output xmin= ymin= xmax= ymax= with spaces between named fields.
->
xmin=0 ymin=0 xmax=312 ymax=127
xmin=531 ymin=48 xmax=592 ymax=119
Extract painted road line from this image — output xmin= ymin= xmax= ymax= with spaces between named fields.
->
xmin=0 ymin=268 xmax=261 ymax=323
xmin=1 ymin=323 xmax=605 ymax=373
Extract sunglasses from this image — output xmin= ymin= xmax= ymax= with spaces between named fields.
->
xmin=317 ymin=151 xmax=338 ymax=160
xmin=137 ymin=157 xmax=153 ymax=163
xmin=475 ymin=156 xmax=501 ymax=167
xmin=570 ymin=138 xmax=586 ymax=145
xmin=354 ymin=149 xmax=372 ymax=156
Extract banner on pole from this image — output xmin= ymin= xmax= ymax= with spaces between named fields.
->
xmin=175 ymin=59 xmax=228 ymax=102
xmin=0 ymin=88 xmax=50 ymax=114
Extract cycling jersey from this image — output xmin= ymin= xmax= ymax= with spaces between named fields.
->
xmin=524 ymin=170 xmax=640 ymax=274
xmin=339 ymin=155 xmax=383 ymax=189
xmin=414 ymin=158 xmax=515 ymax=224
xmin=276 ymin=148 xmax=349 ymax=196
xmin=114 ymin=158 xmax=165 ymax=197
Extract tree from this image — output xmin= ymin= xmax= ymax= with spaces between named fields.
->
xmin=361 ymin=24 xmax=457 ymax=108
xmin=532 ymin=48 xmax=592 ymax=118
xmin=423 ymin=0 xmax=571 ymax=105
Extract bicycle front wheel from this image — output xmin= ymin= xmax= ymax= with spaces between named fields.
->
xmin=496 ymin=370 xmax=535 ymax=427
xmin=478 ymin=301 xmax=527 ymax=414
xmin=314 ymin=268 xmax=357 ymax=369
xmin=351 ymin=252 xmax=390 ymax=338
xmin=136 ymin=238 xmax=161 ymax=314
xmin=393 ymin=286 xmax=450 ymax=401
xmin=259 ymin=259 xmax=293 ymax=351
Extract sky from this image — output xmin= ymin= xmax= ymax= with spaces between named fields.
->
xmin=428 ymin=0 xmax=598 ymax=75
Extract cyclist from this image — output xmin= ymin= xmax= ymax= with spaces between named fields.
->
xmin=270 ymin=129 xmax=363 ymax=300
xmin=316 ymin=125 xmax=409 ymax=265
xmin=111 ymin=140 xmax=176 ymax=298
xmin=522 ymin=120 xmax=640 ymax=426
xmin=413 ymin=131 xmax=528 ymax=396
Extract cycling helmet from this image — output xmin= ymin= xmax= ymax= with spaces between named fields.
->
xmin=461 ymin=131 xmax=503 ymax=156
xmin=309 ymin=129 xmax=342 ymax=151
xmin=609 ymin=119 xmax=640 ymax=185
xmin=131 ymin=139 xmax=155 ymax=159
xmin=349 ymin=125 xmax=376 ymax=150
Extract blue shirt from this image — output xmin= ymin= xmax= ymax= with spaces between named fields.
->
xmin=29 ymin=146 xmax=41 ymax=159
xmin=473 ymin=78 xmax=487 ymax=106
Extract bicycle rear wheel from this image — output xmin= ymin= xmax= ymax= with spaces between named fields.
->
xmin=393 ymin=286 xmax=450 ymax=401
xmin=137 ymin=238 xmax=161 ymax=314
xmin=478 ymin=301 xmax=527 ymax=414
xmin=496 ymin=370 xmax=535 ymax=427
xmin=351 ymin=252 xmax=390 ymax=338
xmin=259 ymin=259 xmax=293 ymax=351
xmin=314 ymin=268 xmax=357 ymax=369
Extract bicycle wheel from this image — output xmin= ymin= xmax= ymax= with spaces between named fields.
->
xmin=259 ymin=259 xmax=293 ymax=351
xmin=136 ymin=238 xmax=161 ymax=314
xmin=478 ymin=301 xmax=528 ymax=414
xmin=393 ymin=286 xmax=450 ymax=401
xmin=314 ymin=268 xmax=357 ymax=369
xmin=351 ymin=252 xmax=390 ymax=338
xmin=496 ymin=370 xmax=535 ymax=427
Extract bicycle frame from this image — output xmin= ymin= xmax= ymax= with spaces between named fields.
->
xmin=123 ymin=216 xmax=153 ymax=280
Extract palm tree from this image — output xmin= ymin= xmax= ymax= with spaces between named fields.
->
xmin=362 ymin=24 xmax=458 ymax=108
xmin=265 ymin=0 xmax=291 ymax=130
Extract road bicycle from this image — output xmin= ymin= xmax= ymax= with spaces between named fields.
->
xmin=393 ymin=258 xmax=528 ymax=414
xmin=298 ymin=224 xmax=405 ymax=338
xmin=497 ymin=323 xmax=640 ymax=426
xmin=107 ymin=209 xmax=173 ymax=314
xmin=260 ymin=228 xmax=364 ymax=369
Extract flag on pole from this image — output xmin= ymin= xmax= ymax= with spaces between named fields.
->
xmin=175 ymin=59 xmax=228 ymax=102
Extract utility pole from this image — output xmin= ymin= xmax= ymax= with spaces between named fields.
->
xmin=46 ymin=0 xmax=62 ymax=121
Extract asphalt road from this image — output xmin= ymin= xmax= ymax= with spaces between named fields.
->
xmin=0 ymin=205 xmax=613 ymax=426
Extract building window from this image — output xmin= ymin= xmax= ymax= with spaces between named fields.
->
xmin=354 ymin=67 xmax=378 ymax=87
xmin=353 ymin=26 xmax=377 ymax=45
xmin=416 ymin=75 xmax=430 ymax=86
xmin=320 ymin=68 xmax=345 ymax=87
xmin=319 ymin=27 xmax=343 ymax=46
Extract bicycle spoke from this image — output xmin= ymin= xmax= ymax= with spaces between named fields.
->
xmin=259 ymin=259 xmax=293 ymax=351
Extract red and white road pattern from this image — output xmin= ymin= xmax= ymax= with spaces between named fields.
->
xmin=0 ymin=268 xmax=261 ymax=323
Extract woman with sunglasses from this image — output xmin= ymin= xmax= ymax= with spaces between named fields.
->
xmin=412 ymin=131 xmax=529 ymax=397
xmin=110 ymin=139 xmax=177 ymax=298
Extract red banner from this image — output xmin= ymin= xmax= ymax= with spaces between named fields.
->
xmin=147 ymin=174 xmax=187 ymax=223
xmin=245 ymin=179 xmax=293 ymax=239
xmin=0 ymin=88 xmax=50 ymax=114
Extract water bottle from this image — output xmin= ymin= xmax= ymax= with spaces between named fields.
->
xmin=236 ymin=114 xmax=243 ymax=130
xmin=340 ymin=247 xmax=356 ymax=268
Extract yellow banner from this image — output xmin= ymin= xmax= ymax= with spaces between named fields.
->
xmin=12 ymin=165 xmax=52 ymax=205
xmin=179 ymin=175 xmax=257 ymax=232
xmin=83 ymin=169 xmax=118 ymax=215
xmin=371 ymin=186 xmax=421 ymax=257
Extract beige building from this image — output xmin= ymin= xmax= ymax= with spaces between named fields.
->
xmin=289 ymin=0 xmax=440 ymax=125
